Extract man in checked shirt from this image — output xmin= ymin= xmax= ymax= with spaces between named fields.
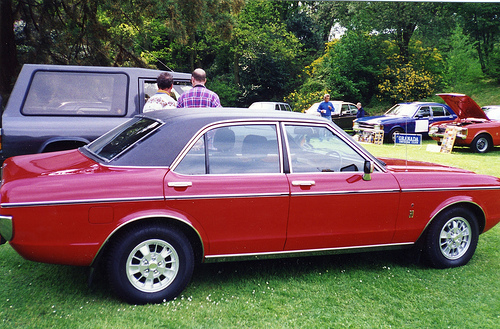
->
xmin=177 ymin=68 xmax=222 ymax=108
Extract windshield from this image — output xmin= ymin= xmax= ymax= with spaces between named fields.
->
xmin=86 ymin=117 xmax=162 ymax=161
xmin=385 ymin=104 xmax=415 ymax=117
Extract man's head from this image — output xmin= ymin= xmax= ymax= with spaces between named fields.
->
xmin=323 ymin=94 xmax=330 ymax=101
xmin=157 ymin=72 xmax=174 ymax=91
xmin=191 ymin=68 xmax=207 ymax=86
xmin=356 ymin=102 xmax=362 ymax=109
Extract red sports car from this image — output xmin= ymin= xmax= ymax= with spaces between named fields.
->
xmin=1 ymin=109 xmax=500 ymax=304
xmin=429 ymin=93 xmax=500 ymax=153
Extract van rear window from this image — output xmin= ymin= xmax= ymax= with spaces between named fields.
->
xmin=22 ymin=71 xmax=128 ymax=117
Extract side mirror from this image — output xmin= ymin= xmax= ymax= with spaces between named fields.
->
xmin=363 ymin=160 xmax=374 ymax=181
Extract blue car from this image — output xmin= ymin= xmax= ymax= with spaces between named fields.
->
xmin=353 ymin=102 xmax=457 ymax=143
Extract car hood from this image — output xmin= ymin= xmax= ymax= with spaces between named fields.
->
xmin=381 ymin=157 xmax=472 ymax=174
xmin=437 ymin=93 xmax=488 ymax=120
xmin=380 ymin=157 xmax=500 ymax=189
xmin=355 ymin=115 xmax=400 ymax=124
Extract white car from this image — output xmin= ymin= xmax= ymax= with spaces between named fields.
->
xmin=249 ymin=102 xmax=292 ymax=112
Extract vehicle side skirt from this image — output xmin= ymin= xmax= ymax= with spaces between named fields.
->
xmin=204 ymin=242 xmax=414 ymax=263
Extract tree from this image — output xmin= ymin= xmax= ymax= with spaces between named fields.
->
xmin=334 ymin=2 xmax=448 ymax=62
xmin=457 ymin=3 xmax=500 ymax=76
xmin=0 ymin=0 xmax=17 ymax=97
xmin=442 ymin=24 xmax=482 ymax=90
xmin=378 ymin=41 xmax=444 ymax=102
xmin=287 ymin=30 xmax=383 ymax=111
xmin=232 ymin=0 xmax=305 ymax=104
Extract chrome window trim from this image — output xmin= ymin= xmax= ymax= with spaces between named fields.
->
xmin=401 ymin=186 xmax=500 ymax=193
xmin=0 ymin=196 xmax=165 ymax=208
xmin=281 ymin=121 xmax=385 ymax=174
xmin=290 ymin=189 xmax=400 ymax=197
xmin=5 ymin=186 xmax=495 ymax=208
xmin=170 ymin=120 xmax=285 ymax=175
xmin=84 ymin=117 xmax=164 ymax=163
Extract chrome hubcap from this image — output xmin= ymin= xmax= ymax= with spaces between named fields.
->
xmin=477 ymin=138 xmax=488 ymax=152
xmin=439 ymin=217 xmax=471 ymax=260
xmin=126 ymin=239 xmax=179 ymax=293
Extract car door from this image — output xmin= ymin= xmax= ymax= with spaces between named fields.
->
xmin=165 ymin=123 xmax=290 ymax=256
xmin=283 ymin=123 xmax=401 ymax=251
xmin=430 ymin=105 xmax=455 ymax=125
xmin=412 ymin=105 xmax=432 ymax=133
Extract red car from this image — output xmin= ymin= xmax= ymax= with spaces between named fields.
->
xmin=429 ymin=93 xmax=500 ymax=153
xmin=1 ymin=109 xmax=500 ymax=304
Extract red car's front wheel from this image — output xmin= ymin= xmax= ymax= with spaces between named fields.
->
xmin=423 ymin=207 xmax=479 ymax=269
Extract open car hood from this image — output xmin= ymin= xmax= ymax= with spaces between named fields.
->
xmin=437 ymin=93 xmax=488 ymax=120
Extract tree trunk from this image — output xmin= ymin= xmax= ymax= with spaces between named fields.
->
xmin=0 ymin=0 xmax=19 ymax=97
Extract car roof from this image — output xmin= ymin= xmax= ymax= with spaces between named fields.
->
xmin=104 ymin=108 xmax=328 ymax=167
xmin=22 ymin=63 xmax=192 ymax=81
xmin=145 ymin=107 xmax=307 ymax=123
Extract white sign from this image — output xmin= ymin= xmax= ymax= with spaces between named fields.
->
xmin=415 ymin=119 xmax=429 ymax=133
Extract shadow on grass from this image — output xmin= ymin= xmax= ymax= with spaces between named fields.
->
xmin=190 ymin=248 xmax=420 ymax=287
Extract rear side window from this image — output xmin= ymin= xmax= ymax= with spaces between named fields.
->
xmin=22 ymin=71 xmax=128 ymax=116
xmin=175 ymin=124 xmax=281 ymax=175
xmin=431 ymin=106 xmax=450 ymax=117
xmin=86 ymin=117 xmax=161 ymax=161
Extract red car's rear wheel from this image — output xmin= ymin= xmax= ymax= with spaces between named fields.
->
xmin=106 ymin=224 xmax=194 ymax=304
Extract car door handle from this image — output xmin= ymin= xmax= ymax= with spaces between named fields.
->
xmin=167 ymin=182 xmax=193 ymax=188
xmin=291 ymin=180 xmax=315 ymax=187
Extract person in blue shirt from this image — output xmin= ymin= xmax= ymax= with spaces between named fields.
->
xmin=317 ymin=94 xmax=334 ymax=120
xmin=356 ymin=102 xmax=366 ymax=118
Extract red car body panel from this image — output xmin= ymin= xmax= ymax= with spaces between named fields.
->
xmin=430 ymin=94 xmax=500 ymax=148
xmin=285 ymin=171 xmax=400 ymax=250
xmin=2 ymin=148 xmax=500 ymax=267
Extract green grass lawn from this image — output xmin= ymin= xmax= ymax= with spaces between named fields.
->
xmin=1 ymin=141 xmax=500 ymax=328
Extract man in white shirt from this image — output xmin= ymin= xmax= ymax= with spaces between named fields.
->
xmin=143 ymin=72 xmax=177 ymax=112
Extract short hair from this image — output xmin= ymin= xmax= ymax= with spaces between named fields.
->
xmin=323 ymin=94 xmax=330 ymax=100
xmin=192 ymin=68 xmax=207 ymax=83
xmin=157 ymin=72 xmax=174 ymax=90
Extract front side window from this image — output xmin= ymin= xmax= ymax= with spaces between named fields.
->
xmin=416 ymin=106 xmax=431 ymax=118
xmin=285 ymin=125 xmax=365 ymax=173
xmin=175 ymin=124 xmax=281 ymax=175
xmin=23 ymin=71 xmax=128 ymax=116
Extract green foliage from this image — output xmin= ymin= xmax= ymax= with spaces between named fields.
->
xmin=442 ymin=25 xmax=483 ymax=91
xmin=286 ymin=31 xmax=383 ymax=111
xmin=4 ymin=0 xmax=500 ymax=108
xmin=207 ymin=73 xmax=240 ymax=107
xmin=378 ymin=41 xmax=444 ymax=102
xmin=233 ymin=0 xmax=305 ymax=104
xmin=457 ymin=3 xmax=500 ymax=76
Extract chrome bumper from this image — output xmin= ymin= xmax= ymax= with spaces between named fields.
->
xmin=0 ymin=215 xmax=13 ymax=244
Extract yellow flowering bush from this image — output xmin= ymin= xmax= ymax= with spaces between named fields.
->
xmin=378 ymin=42 xmax=443 ymax=102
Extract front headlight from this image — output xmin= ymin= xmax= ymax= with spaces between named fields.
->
xmin=374 ymin=124 xmax=383 ymax=131
xmin=456 ymin=128 xmax=468 ymax=139
xmin=429 ymin=126 xmax=438 ymax=135
xmin=353 ymin=122 xmax=359 ymax=130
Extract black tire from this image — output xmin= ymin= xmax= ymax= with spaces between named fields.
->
xmin=106 ymin=224 xmax=194 ymax=304
xmin=471 ymin=134 xmax=491 ymax=153
xmin=388 ymin=128 xmax=403 ymax=143
xmin=423 ymin=207 xmax=479 ymax=269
